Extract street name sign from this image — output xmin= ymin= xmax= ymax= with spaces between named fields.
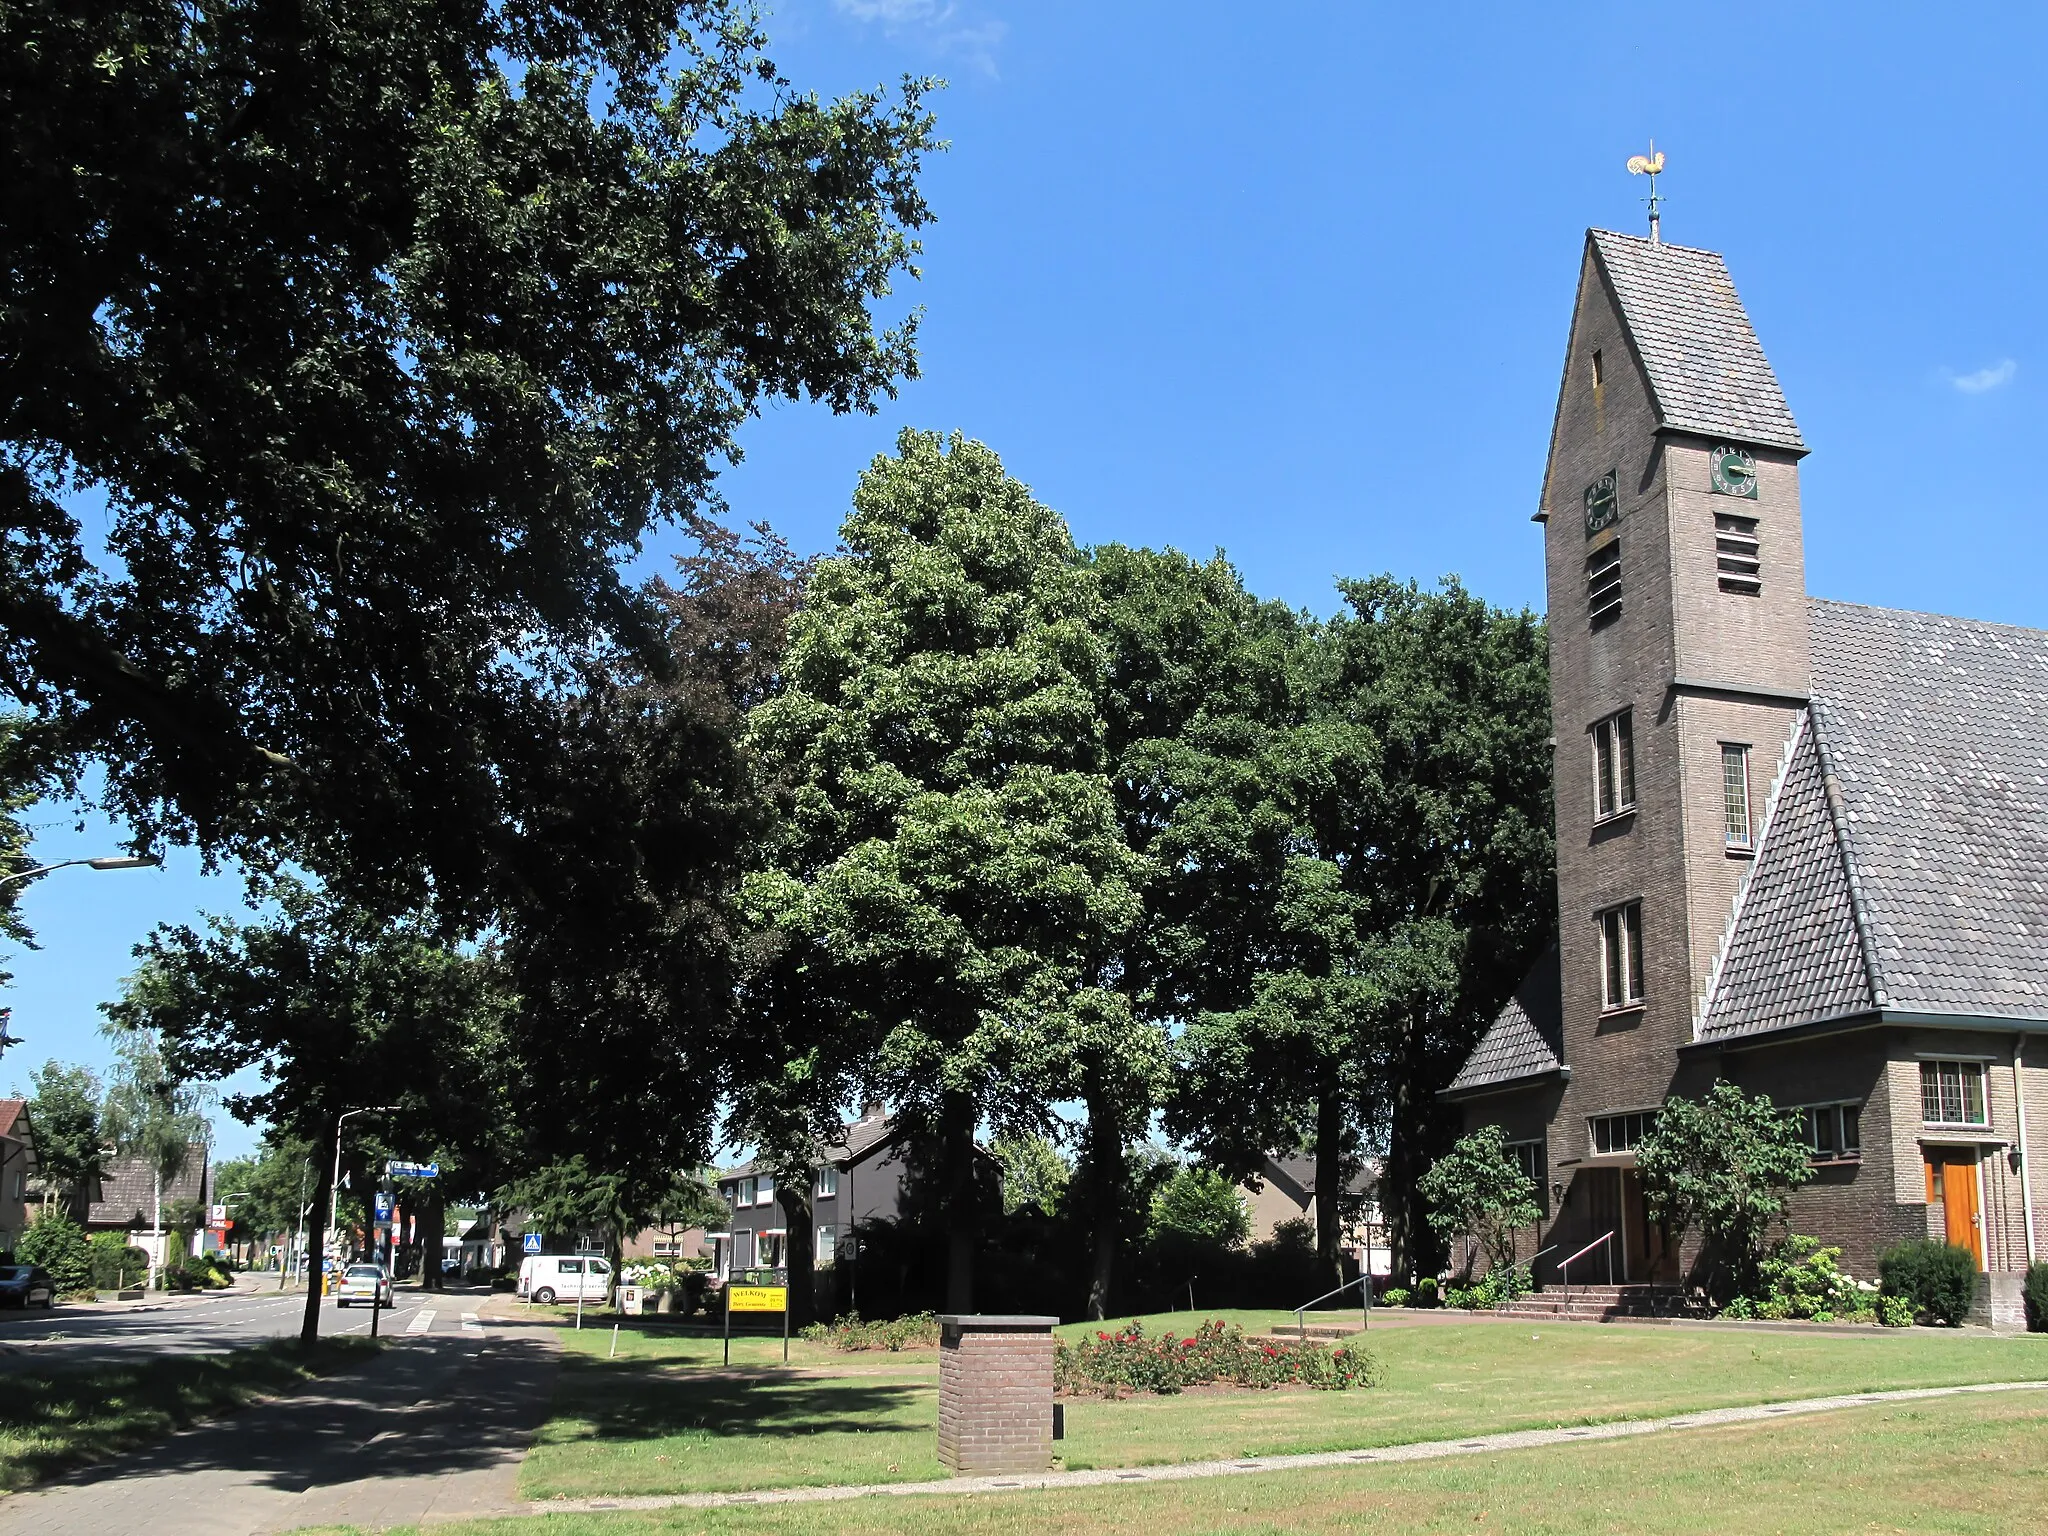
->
xmin=386 ymin=1160 xmax=440 ymax=1179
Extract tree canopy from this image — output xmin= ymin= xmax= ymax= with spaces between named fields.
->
xmin=23 ymin=1059 xmax=106 ymax=1222
xmin=0 ymin=0 xmax=936 ymax=915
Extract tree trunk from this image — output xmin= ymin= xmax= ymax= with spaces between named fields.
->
xmin=1385 ymin=1015 xmax=1448 ymax=1283
xmin=151 ymin=1164 xmax=163 ymax=1289
xmin=299 ymin=1118 xmax=337 ymax=1346
xmin=422 ymin=1184 xmax=446 ymax=1292
xmin=942 ymin=1096 xmax=977 ymax=1315
xmin=1313 ymin=1082 xmax=1344 ymax=1294
xmin=777 ymin=1179 xmax=817 ymax=1330
xmin=1084 ymin=1094 xmax=1121 ymax=1321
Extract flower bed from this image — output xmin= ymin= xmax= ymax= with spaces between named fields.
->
xmin=797 ymin=1310 xmax=942 ymax=1351
xmin=1055 ymin=1319 xmax=1378 ymax=1398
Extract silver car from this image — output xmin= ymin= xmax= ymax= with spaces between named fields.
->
xmin=335 ymin=1263 xmax=393 ymax=1308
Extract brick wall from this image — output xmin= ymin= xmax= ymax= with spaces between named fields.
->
xmin=936 ymin=1316 xmax=1057 ymax=1474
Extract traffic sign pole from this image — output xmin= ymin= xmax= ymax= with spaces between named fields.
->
xmin=723 ymin=1283 xmax=731 ymax=1366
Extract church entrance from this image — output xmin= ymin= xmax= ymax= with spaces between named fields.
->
xmin=1924 ymin=1148 xmax=1985 ymax=1269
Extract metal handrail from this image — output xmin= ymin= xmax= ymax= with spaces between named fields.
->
xmin=1559 ymin=1230 xmax=1615 ymax=1308
xmin=1293 ymin=1272 xmax=1372 ymax=1339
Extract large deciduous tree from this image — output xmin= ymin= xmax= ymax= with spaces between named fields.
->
xmin=746 ymin=430 xmax=1147 ymax=1312
xmin=1169 ymin=577 xmax=1551 ymax=1287
xmin=103 ymin=879 xmax=513 ymax=1342
xmin=23 ymin=1060 xmax=107 ymax=1222
xmin=0 ymin=0 xmax=936 ymax=916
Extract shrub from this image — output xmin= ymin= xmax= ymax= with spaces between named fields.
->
xmin=159 ymin=1252 xmax=234 ymax=1292
xmin=797 ymin=1310 xmax=941 ymax=1351
xmin=18 ymin=1208 xmax=92 ymax=1295
xmin=1380 ymin=1287 xmax=1410 ymax=1308
xmin=2026 ymin=1262 xmax=2048 ymax=1333
xmin=1419 ymin=1127 xmax=1542 ymax=1274
xmin=1147 ymin=1166 xmax=1251 ymax=1252
xmin=1633 ymin=1083 xmax=1813 ymax=1300
xmin=1879 ymin=1295 xmax=1916 ymax=1328
xmin=1879 ymin=1240 xmax=1978 ymax=1327
xmin=88 ymin=1233 xmax=150 ymax=1291
xmin=1413 ymin=1276 xmax=1439 ymax=1308
xmin=1743 ymin=1236 xmax=1876 ymax=1323
xmin=1053 ymin=1319 xmax=1377 ymax=1397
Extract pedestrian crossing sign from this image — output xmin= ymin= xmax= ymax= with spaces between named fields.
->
xmin=522 ymin=1233 xmax=543 ymax=1254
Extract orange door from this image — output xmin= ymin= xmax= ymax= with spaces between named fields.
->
xmin=1925 ymin=1150 xmax=1985 ymax=1268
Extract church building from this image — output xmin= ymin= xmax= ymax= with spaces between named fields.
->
xmin=1444 ymin=227 xmax=2046 ymax=1326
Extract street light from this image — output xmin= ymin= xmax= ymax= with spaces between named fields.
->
xmin=328 ymin=1107 xmax=398 ymax=1276
xmin=0 ymin=854 xmax=162 ymax=886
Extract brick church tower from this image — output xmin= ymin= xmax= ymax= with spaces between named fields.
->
xmin=1447 ymin=229 xmax=2047 ymax=1320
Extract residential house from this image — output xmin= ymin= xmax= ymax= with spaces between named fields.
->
xmin=715 ymin=1106 xmax=907 ymax=1286
xmin=1240 ymin=1154 xmax=1390 ymax=1277
xmin=0 ymin=1102 xmax=38 ymax=1255
xmin=1446 ymin=227 xmax=2047 ymax=1326
xmin=84 ymin=1145 xmax=212 ymax=1268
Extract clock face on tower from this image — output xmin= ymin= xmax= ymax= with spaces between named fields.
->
xmin=1583 ymin=471 xmax=1619 ymax=538
xmin=1710 ymin=445 xmax=1759 ymax=499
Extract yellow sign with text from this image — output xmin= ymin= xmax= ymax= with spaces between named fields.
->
xmin=728 ymin=1285 xmax=787 ymax=1313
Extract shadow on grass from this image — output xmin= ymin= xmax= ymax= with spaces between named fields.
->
xmin=550 ymin=1357 xmax=932 ymax=1445
xmin=0 ymin=1337 xmax=380 ymax=1493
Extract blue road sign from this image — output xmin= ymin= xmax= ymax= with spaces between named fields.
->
xmin=522 ymin=1233 xmax=543 ymax=1254
xmin=386 ymin=1160 xmax=440 ymax=1179
xmin=374 ymin=1192 xmax=392 ymax=1219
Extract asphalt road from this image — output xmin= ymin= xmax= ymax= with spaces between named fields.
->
xmin=0 ymin=1281 xmax=494 ymax=1373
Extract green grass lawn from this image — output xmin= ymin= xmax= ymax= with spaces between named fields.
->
xmin=0 ymin=1337 xmax=380 ymax=1494
xmin=309 ymin=1387 xmax=2048 ymax=1535
xmin=517 ymin=1314 xmax=2048 ymax=1500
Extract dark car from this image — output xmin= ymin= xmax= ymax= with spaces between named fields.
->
xmin=0 ymin=1266 xmax=55 ymax=1309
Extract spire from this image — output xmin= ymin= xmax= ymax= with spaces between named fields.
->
xmin=1626 ymin=143 xmax=1665 ymax=245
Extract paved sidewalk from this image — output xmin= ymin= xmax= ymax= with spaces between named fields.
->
xmin=0 ymin=1332 xmax=559 ymax=1535
xmin=524 ymin=1378 xmax=2048 ymax=1516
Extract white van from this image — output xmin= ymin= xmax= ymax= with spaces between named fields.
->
xmin=517 ymin=1253 xmax=613 ymax=1305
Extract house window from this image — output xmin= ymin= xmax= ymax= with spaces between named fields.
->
xmin=1506 ymin=1139 xmax=1545 ymax=1187
xmin=1586 ymin=542 xmax=1623 ymax=628
xmin=817 ymin=1224 xmax=837 ymax=1265
xmin=1600 ymin=901 xmax=1645 ymax=1009
xmin=1921 ymin=1061 xmax=1987 ymax=1126
xmin=1591 ymin=1110 xmax=1659 ymax=1155
xmin=739 ymin=1176 xmax=758 ymax=1207
xmin=1715 ymin=512 xmax=1762 ymax=594
xmin=816 ymin=1165 xmax=839 ymax=1199
xmin=1722 ymin=743 xmax=1753 ymax=849
xmin=1800 ymin=1104 xmax=1862 ymax=1161
xmin=756 ymin=1174 xmax=775 ymax=1206
xmin=758 ymin=1230 xmax=786 ymax=1268
xmin=7 ymin=1172 xmax=20 ymax=1202
xmin=652 ymin=1239 xmax=677 ymax=1257
xmin=1593 ymin=710 xmax=1636 ymax=821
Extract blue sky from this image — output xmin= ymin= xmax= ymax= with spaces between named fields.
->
xmin=12 ymin=0 xmax=2045 ymax=1155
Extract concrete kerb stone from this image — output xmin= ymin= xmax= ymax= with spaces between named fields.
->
xmin=518 ymin=1379 xmax=2048 ymax=1517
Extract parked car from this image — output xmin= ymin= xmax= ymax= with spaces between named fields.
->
xmin=516 ymin=1253 xmax=613 ymax=1305
xmin=335 ymin=1263 xmax=393 ymax=1308
xmin=0 ymin=1266 xmax=54 ymax=1309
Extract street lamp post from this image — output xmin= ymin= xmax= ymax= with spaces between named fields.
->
xmin=0 ymin=854 xmax=161 ymax=886
xmin=328 ymin=1107 xmax=397 ymax=1283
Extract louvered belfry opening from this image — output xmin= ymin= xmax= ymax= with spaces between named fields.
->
xmin=1715 ymin=512 xmax=1761 ymax=593
xmin=1586 ymin=541 xmax=1622 ymax=627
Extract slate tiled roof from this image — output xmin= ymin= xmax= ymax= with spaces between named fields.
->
xmin=1702 ymin=599 xmax=2048 ymax=1038
xmin=1445 ymin=945 xmax=1563 ymax=1096
xmin=1699 ymin=719 xmax=1873 ymax=1039
xmin=1589 ymin=231 xmax=1806 ymax=453
xmin=721 ymin=1110 xmax=895 ymax=1182
xmin=85 ymin=1148 xmax=209 ymax=1229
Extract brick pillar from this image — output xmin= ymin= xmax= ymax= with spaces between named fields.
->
xmin=936 ymin=1314 xmax=1058 ymax=1474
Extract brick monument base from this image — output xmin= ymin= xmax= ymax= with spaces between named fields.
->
xmin=936 ymin=1314 xmax=1058 ymax=1473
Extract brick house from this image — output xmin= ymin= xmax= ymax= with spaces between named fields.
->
xmin=1446 ymin=228 xmax=2045 ymax=1323
xmin=715 ymin=1106 xmax=908 ymax=1284
xmin=0 ymin=1101 xmax=38 ymax=1255
xmin=84 ymin=1145 xmax=212 ymax=1268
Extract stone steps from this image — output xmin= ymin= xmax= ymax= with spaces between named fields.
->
xmin=1493 ymin=1285 xmax=1691 ymax=1323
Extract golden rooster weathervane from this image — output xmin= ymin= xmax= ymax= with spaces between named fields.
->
xmin=1627 ymin=143 xmax=1666 ymax=245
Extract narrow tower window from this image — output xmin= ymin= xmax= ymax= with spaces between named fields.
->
xmin=1586 ymin=542 xmax=1622 ymax=628
xmin=1590 ymin=348 xmax=1605 ymax=389
xmin=1600 ymin=901 xmax=1645 ymax=1009
xmin=1716 ymin=512 xmax=1761 ymax=594
xmin=1593 ymin=710 xmax=1636 ymax=821
xmin=1721 ymin=743 xmax=1753 ymax=849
